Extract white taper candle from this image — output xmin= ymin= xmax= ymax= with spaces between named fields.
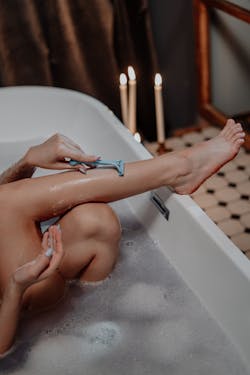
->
xmin=119 ymin=73 xmax=128 ymax=127
xmin=128 ymin=66 xmax=137 ymax=134
xmin=154 ymin=73 xmax=166 ymax=144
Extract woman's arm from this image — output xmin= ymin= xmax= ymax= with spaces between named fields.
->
xmin=0 ymin=278 xmax=24 ymax=356
xmin=0 ymin=226 xmax=64 ymax=356
xmin=0 ymin=156 xmax=36 ymax=185
xmin=0 ymin=133 xmax=99 ymax=185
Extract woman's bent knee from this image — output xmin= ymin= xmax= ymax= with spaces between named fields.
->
xmin=57 ymin=203 xmax=121 ymax=281
xmin=22 ymin=272 xmax=66 ymax=313
xmin=69 ymin=203 xmax=121 ymax=244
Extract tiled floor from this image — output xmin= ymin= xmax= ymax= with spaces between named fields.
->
xmin=144 ymin=126 xmax=250 ymax=260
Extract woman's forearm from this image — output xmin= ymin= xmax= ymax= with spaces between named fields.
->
xmin=0 ymin=154 xmax=36 ymax=185
xmin=0 ymin=279 xmax=24 ymax=355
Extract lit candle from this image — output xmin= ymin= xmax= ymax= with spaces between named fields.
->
xmin=128 ymin=66 xmax=137 ymax=134
xmin=134 ymin=132 xmax=141 ymax=143
xmin=154 ymin=73 xmax=166 ymax=144
xmin=119 ymin=73 xmax=128 ymax=127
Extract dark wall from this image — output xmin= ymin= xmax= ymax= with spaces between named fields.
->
xmin=148 ymin=0 xmax=198 ymax=134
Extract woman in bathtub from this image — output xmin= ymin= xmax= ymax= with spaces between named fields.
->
xmin=0 ymin=119 xmax=245 ymax=356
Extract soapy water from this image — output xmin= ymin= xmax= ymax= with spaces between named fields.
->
xmin=0 ymin=200 xmax=249 ymax=375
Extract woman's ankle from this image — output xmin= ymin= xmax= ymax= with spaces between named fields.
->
xmin=162 ymin=153 xmax=192 ymax=189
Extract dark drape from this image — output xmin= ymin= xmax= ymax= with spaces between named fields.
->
xmin=0 ymin=0 xmax=158 ymax=140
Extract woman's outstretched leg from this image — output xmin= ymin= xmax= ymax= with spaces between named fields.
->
xmin=0 ymin=119 xmax=244 ymax=222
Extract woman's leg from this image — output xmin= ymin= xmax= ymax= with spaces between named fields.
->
xmin=0 ymin=119 xmax=244 ymax=311
xmin=0 ymin=119 xmax=244 ymax=222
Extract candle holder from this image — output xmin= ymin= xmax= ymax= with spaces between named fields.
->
xmin=156 ymin=142 xmax=172 ymax=155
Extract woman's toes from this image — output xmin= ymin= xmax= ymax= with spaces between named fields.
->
xmin=225 ymin=123 xmax=243 ymax=140
xmin=221 ymin=119 xmax=236 ymax=137
xmin=231 ymin=127 xmax=244 ymax=139
xmin=232 ymin=133 xmax=245 ymax=144
xmin=236 ymin=138 xmax=245 ymax=146
xmin=233 ymin=123 xmax=243 ymax=134
xmin=226 ymin=119 xmax=236 ymax=130
xmin=228 ymin=118 xmax=236 ymax=126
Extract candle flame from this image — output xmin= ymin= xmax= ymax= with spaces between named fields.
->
xmin=134 ymin=132 xmax=141 ymax=143
xmin=128 ymin=66 xmax=136 ymax=81
xmin=119 ymin=73 xmax=127 ymax=85
xmin=155 ymin=73 xmax=162 ymax=86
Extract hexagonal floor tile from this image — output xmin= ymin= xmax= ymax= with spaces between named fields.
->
xmin=234 ymin=154 xmax=250 ymax=168
xmin=228 ymin=200 xmax=250 ymax=215
xmin=192 ymin=193 xmax=218 ymax=209
xmin=205 ymin=206 xmax=231 ymax=222
xmin=166 ymin=137 xmax=185 ymax=149
xmin=182 ymin=132 xmax=204 ymax=144
xmin=205 ymin=176 xmax=228 ymax=190
xmin=237 ymin=181 xmax=250 ymax=196
xmin=218 ymin=219 xmax=244 ymax=237
xmin=218 ymin=160 xmax=237 ymax=173
xmin=231 ymin=232 xmax=250 ymax=252
xmin=202 ymin=127 xmax=220 ymax=138
xmin=240 ymin=213 xmax=250 ymax=228
xmin=215 ymin=187 xmax=240 ymax=203
xmin=226 ymin=170 xmax=248 ymax=184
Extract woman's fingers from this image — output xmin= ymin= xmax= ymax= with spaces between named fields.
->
xmin=13 ymin=226 xmax=63 ymax=289
xmin=26 ymin=133 xmax=100 ymax=171
xmin=42 ymin=231 xmax=49 ymax=251
xmin=52 ymin=144 xmax=98 ymax=170
xmin=54 ymin=225 xmax=63 ymax=252
xmin=28 ymin=255 xmax=50 ymax=279
xmin=14 ymin=254 xmax=50 ymax=284
xmin=46 ymin=135 xmax=100 ymax=169
xmin=38 ymin=226 xmax=64 ymax=280
xmin=59 ymin=143 xmax=99 ymax=164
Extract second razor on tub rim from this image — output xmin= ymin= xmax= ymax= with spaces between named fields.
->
xmin=69 ymin=159 xmax=124 ymax=176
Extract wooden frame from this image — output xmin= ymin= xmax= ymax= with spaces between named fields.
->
xmin=194 ymin=0 xmax=250 ymax=149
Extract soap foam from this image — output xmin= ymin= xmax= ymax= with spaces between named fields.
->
xmin=115 ymin=283 xmax=168 ymax=318
xmin=82 ymin=321 xmax=122 ymax=348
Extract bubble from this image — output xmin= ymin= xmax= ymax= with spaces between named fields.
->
xmin=25 ymin=335 xmax=89 ymax=373
xmin=145 ymin=319 xmax=193 ymax=362
xmin=77 ymin=276 xmax=109 ymax=289
xmin=125 ymin=241 xmax=134 ymax=247
xmin=23 ymin=325 xmax=120 ymax=375
xmin=82 ymin=321 xmax=122 ymax=348
xmin=115 ymin=283 xmax=167 ymax=318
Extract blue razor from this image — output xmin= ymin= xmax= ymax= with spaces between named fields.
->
xmin=69 ymin=159 xmax=124 ymax=176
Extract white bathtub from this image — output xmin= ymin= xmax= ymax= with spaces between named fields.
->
xmin=0 ymin=86 xmax=250 ymax=373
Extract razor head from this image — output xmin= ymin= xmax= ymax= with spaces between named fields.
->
xmin=69 ymin=159 xmax=124 ymax=176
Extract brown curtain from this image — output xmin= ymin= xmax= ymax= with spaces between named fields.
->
xmin=0 ymin=0 xmax=158 ymax=140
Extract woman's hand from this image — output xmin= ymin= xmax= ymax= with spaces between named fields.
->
xmin=25 ymin=133 xmax=100 ymax=172
xmin=12 ymin=225 xmax=64 ymax=293
xmin=0 ymin=226 xmax=63 ymax=356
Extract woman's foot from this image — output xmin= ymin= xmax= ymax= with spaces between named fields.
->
xmin=173 ymin=119 xmax=245 ymax=194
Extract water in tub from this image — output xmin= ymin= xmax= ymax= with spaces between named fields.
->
xmin=0 ymin=143 xmax=249 ymax=375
